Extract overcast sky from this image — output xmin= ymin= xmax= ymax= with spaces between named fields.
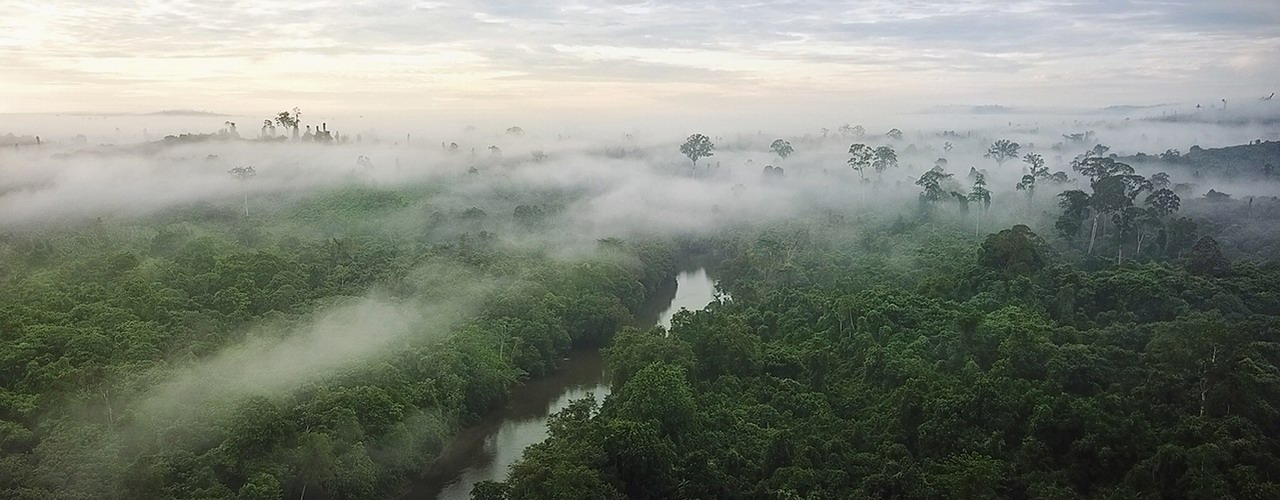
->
xmin=3 ymin=0 xmax=1278 ymax=122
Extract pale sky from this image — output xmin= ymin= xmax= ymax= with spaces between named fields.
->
xmin=3 ymin=0 xmax=1278 ymax=121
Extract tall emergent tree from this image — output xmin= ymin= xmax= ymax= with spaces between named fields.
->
xmin=1073 ymin=156 xmax=1133 ymax=182
xmin=769 ymin=139 xmax=794 ymax=160
xmin=968 ymin=173 xmax=992 ymax=234
xmin=1083 ymin=173 xmax=1150 ymax=255
xmin=274 ymin=108 xmax=301 ymax=140
xmin=985 ymin=139 xmax=1021 ymax=167
xmin=1135 ymin=188 xmax=1180 ymax=255
xmin=1056 ymin=189 xmax=1091 ymax=241
xmin=1022 ymin=152 xmax=1047 ymax=178
xmin=1015 ymin=174 xmax=1036 ymax=205
xmin=872 ymin=146 xmax=898 ymax=178
xmin=1016 ymin=153 xmax=1048 ymax=205
xmin=680 ymin=134 xmax=715 ymax=173
xmin=847 ymin=143 xmax=874 ymax=182
xmin=916 ymin=165 xmax=954 ymax=211
xmin=228 ymin=166 xmax=257 ymax=216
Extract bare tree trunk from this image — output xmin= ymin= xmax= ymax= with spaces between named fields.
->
xmin=1087 ymin=214 xmax=1100 ymax=254
xmin=243 ymin=191 xmax=249 ymax=216
xmin=1116 ymin=229 xmax=1123 ymax=262
xmin=1200 ymin=344 xmax=1218 ymax=417
xmin=102 ymin=388 xmax=114 ymax=426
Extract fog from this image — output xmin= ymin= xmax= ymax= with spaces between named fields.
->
xmin=136 ymin=290 xmax=483 ymax=425
xmin=7 ymin=105 xmax=1278 ymax=396
xmin=5 ymin=103 xmax=1277 ymax=233
xmin=3 ymin=102 xmax=1278 ymax=496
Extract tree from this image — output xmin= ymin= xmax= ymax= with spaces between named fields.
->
xmin=1112 ymin=205 xmax=1142 ymax=261
xmin=872 ymin=146 xmax=898 ymax=177
xmin=1073 ymin=156 xmax=1133 ymax=182
xmin=1081 ymin=143 xmax=1110 ymax=159
xmin=968 ymin=173 xmax=991 ymax=235
xmin=979 ymin=225 xmax=1047 ymax=274
xmin=1015 ymin=174 xmax=1036 ymax=205
xmin=1056 ymin=189 xmax=1091 ymax=240
xmin=1150 ymin=172 xmax=1171 ymax=190
xmin=1134 ymin=188 xmax=1180 ymax=256
xmin=605 ymin=327 xmax=694 ymax=388
xmin=885 ymin=128 xmax=903 ymax=141
xmin=916 ymin=166 xmax=953 ymax=206
xmin=1145 ymin=188 xmax=1180 ymax=218
xmin=274 ymin=108 xmax=301 ymax=140
xmin=1205 ymin=189 xmax=1231 ymax=201
xmin=680 ymin=134 xmax=715 ymax=173
xmin=943 ymin=141 xmax=953 ymax=153
xmin=505 ymin=126 xmax=525 ymax=136
xmin=1023 ymin=152 xmax=1047 ymax=178
xmin=985 ymin=139 xmax=1020 ymax=167
xmin=839 ymin=124 xmax=865 ymax=138
xmin=1133 ymin=208 xmax=1162 ymax=257
xmin=1185 ymin=236 xmax=1230 ymax=276
xmin=292 ymin=432 xmax=335 ymax=500
xmin=1085 ymin=174 xmax=1149 ymax=254
xmin=222 ymin=121 xmax=240 ymax=139
xmin=612 ymin=364 xmax=697 ymax=438
xmin=847 ymin=143 xmax=874 ymax=182
xmin=228 ymin=166 xmax=257 ymax=216
xmin=770 ymin=139 xmax=794 ymax=160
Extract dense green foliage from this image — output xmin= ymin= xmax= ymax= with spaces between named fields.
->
xmin=489 ymin=217 xmax=1280 ymax=499
xmin=4 ymin=130 xmax=1278 ymax=500
xmin=1127 ymin=140 xmax=1280 ymax=180
xmin=0 ymin=185 xmax=678 ymax=499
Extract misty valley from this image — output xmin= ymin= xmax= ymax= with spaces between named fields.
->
xmin=2 ymin=105 xmax=1279 ymax=500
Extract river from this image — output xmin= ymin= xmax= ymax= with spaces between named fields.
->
xmin=403 ymin=268 xmax=719 ymax=500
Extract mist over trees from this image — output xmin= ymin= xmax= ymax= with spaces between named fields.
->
xmin=985 ymin=139 xmax=1021 ymax=168
xmin=1 ymin=106 xmax=1279 ymax=500
xmin=680 ymin=133 xmax=715 ymax=173
xmin=6 ymin=0 xmax=1280 ymax=496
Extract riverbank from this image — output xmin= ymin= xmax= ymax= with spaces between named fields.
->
xmin=405 ymin=265 xmax=720 ymax=499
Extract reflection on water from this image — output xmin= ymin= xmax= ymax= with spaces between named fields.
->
xmin=405 ymin=268 xmax=718 ymax=500
xmin=658 ymin=268 xmax=717 ymax=329
xmin=421 ymin=352 xmax=608 ymax=500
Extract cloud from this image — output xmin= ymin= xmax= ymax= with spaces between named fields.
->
xmin=1 ymin=1 xmax=1278 ymax=117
